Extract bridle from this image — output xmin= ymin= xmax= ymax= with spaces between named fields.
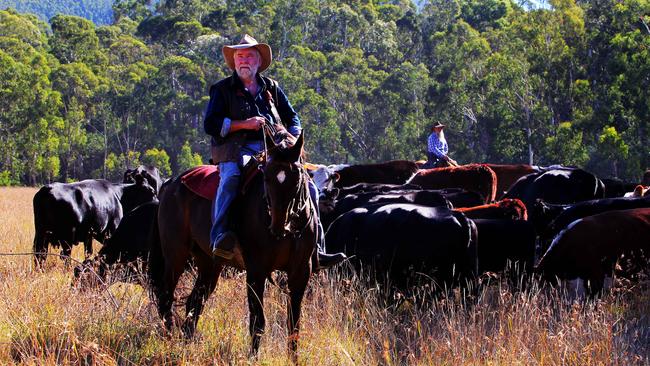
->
xmin=260 ymin=122 xmax=315 ymax=239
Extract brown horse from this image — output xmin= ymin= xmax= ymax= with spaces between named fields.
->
xmin=148 ymin=132 xmax=317 ymax=362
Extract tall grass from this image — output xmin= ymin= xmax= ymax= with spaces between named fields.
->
xmin=0 ymin=187 xmax=648 ymax=365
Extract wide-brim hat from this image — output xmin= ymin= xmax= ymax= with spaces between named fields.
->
xmin=222 ymin=34 xmax=272 ymax=73
xmin=432 ymin=122 xmax=446 ymax=129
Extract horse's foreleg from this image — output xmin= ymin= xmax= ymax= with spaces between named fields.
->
xmin=182 ymin=260 xmax=222 ymax=338
xmin=246 ymin=271 xmax=267 ymax=357
xmin=286 ymin=266 xmax=310 ymax=364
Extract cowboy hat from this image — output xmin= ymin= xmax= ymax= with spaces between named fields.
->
xmin=222 ymin=34 xmax=272 ymax=73
xmin=432 ymin=122 xmax=446 ymax=129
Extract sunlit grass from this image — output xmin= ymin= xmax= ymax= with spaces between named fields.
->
xmin=0 ymin=187 xmax=648 ymax=365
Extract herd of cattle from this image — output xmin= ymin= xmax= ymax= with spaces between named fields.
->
xmin=32 ymin=161 xmax=650 ymax=297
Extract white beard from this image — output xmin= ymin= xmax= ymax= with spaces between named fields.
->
xmin=437 ymin=130 xmax=446 ymax=143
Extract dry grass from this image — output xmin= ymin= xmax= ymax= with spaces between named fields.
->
xmin=0 ymin=187 xmax=648 ymax=365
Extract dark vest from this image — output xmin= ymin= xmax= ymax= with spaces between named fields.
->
xmin=210 ymin=74 xmax=278 ymax=164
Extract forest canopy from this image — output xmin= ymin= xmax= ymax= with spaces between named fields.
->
xmin=0 ymin=0 xmax=648 ymax=185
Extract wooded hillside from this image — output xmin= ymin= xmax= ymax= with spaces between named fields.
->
xmin=0 ymin=0 xmax=114 ymax=25
xmin=0 ymin=0 xmax=648 ymax=185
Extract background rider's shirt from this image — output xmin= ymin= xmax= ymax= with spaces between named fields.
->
xmin=427 ymin=132 xmax=448 ymax=159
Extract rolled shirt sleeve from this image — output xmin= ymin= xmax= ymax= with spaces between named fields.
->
xmin=275 ymin=85 xmax=302 ymax=137
xmin=203 ymin=84 xmax=228 ymax=138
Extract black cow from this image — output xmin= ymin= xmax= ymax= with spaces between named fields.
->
xmin=320 ymin=190 xmax=451 ymax=230
xmin=538 ymin=196 xmax=650 ymax=251
xmin=503 ymin=167 xmax=605 ymax=216
xmin=535 ymin=208 xmax=650 ymax=296
xmin=601 ymin=178 xmax=639 ymax=198
xmin=325 ymin=204 xmax=478 ymax=291
xmin=473 ymin=219 xmax=536 ymax=274
xmin=321 ymin=183 xmax=422 ymax=198
xmin=124 ymin=165 xmax=163 ymax=194
xmin=33 ymin=176 xmax=156 ymax=266
xmin=74 ymin=201 xmax=159 ymax=287
xmin=433 ymin=188 xmax=485 ymax=208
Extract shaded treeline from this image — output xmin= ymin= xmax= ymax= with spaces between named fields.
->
xmin=0 ymin=0 xmax=648 ymax=185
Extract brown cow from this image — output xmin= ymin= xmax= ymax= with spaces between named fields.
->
xmin=485 ymin=164 xmax=540 ymax=199
xmin=624 ymin=185 xmax=649 ymax=198
xmin=455 ymin=198 xmax=527 ymax=220
xmin=407 ymin=164 xmax=497 ymax=203
xmin=535 ymin=207 xmax=650 ymax=296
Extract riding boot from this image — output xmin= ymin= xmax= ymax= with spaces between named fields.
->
xmin=313 ymin=215 xmax=346 ymax=271
xmin=306 ymin=179 xmax=347 ymax=271
xmin=212 ymin=231 xmax=238 ymax=260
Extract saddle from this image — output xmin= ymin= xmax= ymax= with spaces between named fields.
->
xmin=181 ymin=154 xmax=265 ymax=201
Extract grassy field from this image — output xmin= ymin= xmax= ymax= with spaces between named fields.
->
xmin=0 ymin=186 xmax=648 ymax=365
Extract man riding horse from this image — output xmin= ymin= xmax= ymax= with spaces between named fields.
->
xmin=425 ymin=122 xmax=458 ymax=168
xmin=203 ymin=34 xmax=345 ymax=268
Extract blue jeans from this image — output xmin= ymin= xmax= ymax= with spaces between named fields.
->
xmin=210 ymin=142 xmax=261 ymax=247
xmin=210 ymin=142 xmax=327 ymax=251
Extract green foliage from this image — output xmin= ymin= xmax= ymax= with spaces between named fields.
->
xmin=0 ymin=170 xmax=16 ymax=186
xmin=542 ymin=122 xmax=589 ymax=166
xmin=142 ymin=148 xmax=171 ymax=176
xmin=0 ymin=0 xmax=648 ymax=184
xmin=177 ymin=141 xmax=203 ymax=172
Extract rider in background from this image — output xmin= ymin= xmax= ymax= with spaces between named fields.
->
xmin=426 ymin=122 xmax=458 ymax=168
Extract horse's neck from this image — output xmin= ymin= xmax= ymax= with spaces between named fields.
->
xmin=238 ymin=170 xmax=314 ymax=230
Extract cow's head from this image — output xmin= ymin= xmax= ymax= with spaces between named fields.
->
xmin=121 ymin=174 xmax=157 ymax=213
xmin=72 ymin=256 xmax=109 ymax=289
xmin=309 ymin=164 xmax=340 ymax=193
xmin=499 ymin=198 xmax=528 ymax=221
xmin=124 ymin=165 xmax=161 ymax=194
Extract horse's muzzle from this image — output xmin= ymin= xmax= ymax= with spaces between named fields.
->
xmin=269 ymin=224 xmax=290 ymax=238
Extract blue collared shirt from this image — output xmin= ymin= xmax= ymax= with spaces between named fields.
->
xmin=427 ymin=132 xmax=448 ymax=158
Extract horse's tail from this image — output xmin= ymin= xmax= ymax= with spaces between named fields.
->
xmin=147 ymin=206 xmax=164 ymax=302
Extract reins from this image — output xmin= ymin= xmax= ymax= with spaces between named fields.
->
xmin=260 ymin=122 xmax=314 ymax=239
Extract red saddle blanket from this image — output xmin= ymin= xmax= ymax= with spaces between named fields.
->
xmin=181 ymin=165 xmax=220 ymax=201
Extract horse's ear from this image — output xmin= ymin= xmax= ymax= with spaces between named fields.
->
xmin=287 ymin=132 xmax=304 ymax=162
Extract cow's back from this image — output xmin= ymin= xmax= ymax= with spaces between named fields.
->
xmin=536 ymin=208 xmax=650 ymax=285
xmin=326 ymin=204 xmax=477 ymax=288
xmin=334 ymin=160 xmax=419 ymax=188
xmin=408 ymin=164 xmax=497 ymax=203
xmin=505 ymin=168 xmax=604 ymax=210
xmin=544 ymin=196 xmax=650 ymax=242
xmin=486 ymin=164 xmax=539 ymax=198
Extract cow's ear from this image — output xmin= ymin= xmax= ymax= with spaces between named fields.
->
xmin=333 ymin=171 xmax=340 ymax=182
xmin=330 ymin=187 xmax=340 ymax=199
xmin=123 ymin=169 xmax=132 ymax=182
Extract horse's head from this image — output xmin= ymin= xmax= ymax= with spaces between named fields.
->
xmin=262 ymin=131 xmax=307 ymax=238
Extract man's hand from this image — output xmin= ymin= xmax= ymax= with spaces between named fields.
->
xmin=245 ymin=116 xmax=266 ymax=131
